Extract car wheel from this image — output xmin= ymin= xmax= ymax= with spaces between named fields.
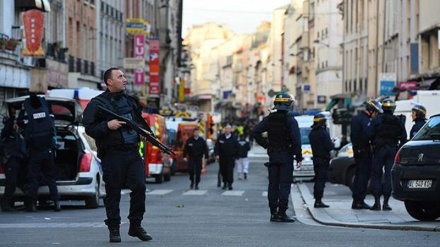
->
xmin=85 ymin=176 xmax=100 ymax=209
xmin=404 ymin=200 xmax=440 ymax=221
xmin=155 ymin=174 xmax=163 ymax=184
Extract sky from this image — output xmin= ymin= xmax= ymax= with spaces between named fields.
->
xmin=182 ymin=0 xmax=291 ymax=37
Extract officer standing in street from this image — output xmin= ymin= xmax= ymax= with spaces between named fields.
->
xmin=252 ymin=92 xmax=302 ymax=223
xmin=0 ymin=107 xmax=27 ymax=212
xmin=183 ymin=127 xmax=209 ymax=190
xmin=82 ymin=68 xmax=153 ymax=243
xmin=24 ymin=94 xmax=60 ymax=212
xmin=370 ymin=99 xmax=407 ymax=211
xmin=410 ymin=104 xmax=427 ymax=139
xmin=350 ymin=100 xmax=382 ymax=210
xmin=309 ymin=113 xmax=334 ymax=208
xmin=214 ymin=124 xmax=239 ymax=190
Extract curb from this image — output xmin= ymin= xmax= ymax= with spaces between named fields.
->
xmin=294 ymin=183 xmax=440 ymax=232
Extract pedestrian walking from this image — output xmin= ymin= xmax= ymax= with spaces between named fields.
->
xmin=215 ymin=124 xmax=239 ymax=190
xmin=23 ymin=94 xmax=60 ymax=212
xmin=183 ymin=127 xmax=209 ymax=190
xmin=350 ymin=100 xmax=382 ymax=210
xmin=0 ymin=107 xmax=27 ymax=212
xmin=370 ymin=99 xmax=407 ymax=211
xmin=82 ymin=68 xmax=153 ymax=243
xmin=309 ymin=113 xmax=335 ymax=208
xmin=409 ymin=104 xmax=427 ymax=139
xmin=236 ymin=134 xmax=250 ymax=180
xmin=252 ymin=92 xmax=302 ymax=222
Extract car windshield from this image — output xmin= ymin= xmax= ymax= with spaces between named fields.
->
xmin=412 ymin=117 xmax=440 ymax=140
xmin=300 ymin=128 xmax=311 ymax=145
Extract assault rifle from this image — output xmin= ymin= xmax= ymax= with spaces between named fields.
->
xmin=98 ymin=106 xmax=175 ymax=155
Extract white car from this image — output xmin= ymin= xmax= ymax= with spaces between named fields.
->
xmin=0 ymin=96 xmax=106 ymax=208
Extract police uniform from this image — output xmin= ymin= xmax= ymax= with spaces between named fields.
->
xmin=309 ymin=114 xmax=334 ymax=208
xmin=82 ymin=90 xmax=151 ymax=233
xmin=0 ymin=115 xmax=27 ymax=212
xmin=183 ymin=133 xmax=209 ymax=189
xmin=214 ymin=132 xmax=239 ymax=190
xmin=370 ymin=100 xmax=407 ymax=211
xmin=350 ymin=100 xmax=383 ymax=209
xmin=24 ymin=95 xmax=60 ymax=212
xmin=410 ymin=118 xmax=426 ymax=139
xmin=252 ymin=92 xmax=302 ymax=222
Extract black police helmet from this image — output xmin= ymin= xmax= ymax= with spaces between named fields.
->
xmin=273 ymin=92 xmax=294 ymax=111
xmin=412 ymin=104 xmax=426 ymax=119
xmin=365 ymin=99 xmax=383 ymax=114
xmin=381 ymin=98 xmax=396 ymax=112
xmin=311 ymin=113 xmax=327 ymax=129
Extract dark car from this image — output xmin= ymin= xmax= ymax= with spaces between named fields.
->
xmin=391 ymin=114 xmax=440 ymax=221
xmin=328 ymin=143 xmax=356 ymax=189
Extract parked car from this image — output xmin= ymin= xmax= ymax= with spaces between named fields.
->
xmin=0 ymin=96 xmax=106 ymax=208
xmin=391 ymin=114 xmax=440 ymax=221
xmin=328 ymin=143 xmax=356 ymax=189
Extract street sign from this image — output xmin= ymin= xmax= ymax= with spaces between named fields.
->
xmin=379 ymin=73 xmax=396 ymax=96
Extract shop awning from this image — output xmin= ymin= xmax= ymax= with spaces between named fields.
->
xmin=15 ymin=0 xmax=51 ymax=12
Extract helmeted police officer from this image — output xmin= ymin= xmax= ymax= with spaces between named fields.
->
xmin=252 ymin=92 xmax=302 ymax=223
xmin=82 ymin=68 xmax=153 ymax=243
xmin=0 ymin=107 xmax=27 ymax=212
xmin=370 ymin=98 xmax=407 ymax=211
xmin=24 ymin=94 xmax=60 ymax=212
xmin=351 ymin=99 xmax=382 ymax=210
xmin=410 ymin=104 xmax=427 ymax=139
xmin=309 ymin=113 xmax=335 ymax=208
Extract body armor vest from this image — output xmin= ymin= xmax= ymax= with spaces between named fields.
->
xmin=24 ymin=97 xmax=54 ymax=149
xmin=375 ymin=114 xmax=400 ymax=145
xmin=111 ymin=96 xmax=139 ymax=145
xmin=267 ymin=111 xmax=291 ymax=150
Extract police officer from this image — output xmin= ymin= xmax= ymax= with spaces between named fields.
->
xmin=370 ymin=99 xmax=407 ymax=211
xmin=309 ymin=113 xmax=334 ymax=208
xmin=183 ymin=127 xmax=209 ymax=190
xmin=410 ymin=104 xmax=427 ymax=139
xmin=252 ymin=93 xmax=302 ymax=223
xmin=82 ymin=68 xmax=153 ymax=243
xmin=351 ymin=99 xmax=382 ymax=210
xmin=0 ymin=107 xmax=27 ymax=212
xmin=24 ymin=94 xmax=60 ymax=212
xmin=214 ymin=124 xmax=239 ymax=190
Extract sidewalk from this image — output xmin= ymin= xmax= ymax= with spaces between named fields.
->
xmin=294 ymin=182 xmax=440 ymax=231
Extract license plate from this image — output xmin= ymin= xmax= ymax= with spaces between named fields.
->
xmin=407 ymin=180 xmax=432 ymax=189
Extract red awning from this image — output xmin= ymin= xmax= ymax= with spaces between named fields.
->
xmin=398 ymin=80 xmax=418 ymax=90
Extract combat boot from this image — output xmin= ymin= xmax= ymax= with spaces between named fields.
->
xmin=26 ymin=200 xmax=37 ymax=212
xmin=54 ymin=200 xmax=61 ymax=212
xmin=275 ymin=208 xmax=295 ymax=223
xmin=1 ymin=201 xmax=15 ymax=212
xmin=382 ymin=196 xmax=392 ymax=211
xmin=109 ymin=228 xmax=121 ymax=243
xmin=314 ymin=198 xmax=330 ymax=208
xmin=370 ymin=197 xmax=381 ymax=211
xmin=128 ymin=225 xmax=152 ymax=241
xmin=269 ymin=207 xmax=279 ymax=222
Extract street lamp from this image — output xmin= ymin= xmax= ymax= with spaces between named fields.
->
xmin=313 ymin=39 xmax=330 ymax=48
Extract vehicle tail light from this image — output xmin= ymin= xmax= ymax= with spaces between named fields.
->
xmin=80 ymin=153 xmax=92 ymax=172
xmin=393 ymin=149 xmax=401 ymax=166
xmin=0 ymin=165 xmax=4 ymax=174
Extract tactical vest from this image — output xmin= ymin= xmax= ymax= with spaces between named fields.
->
xmin=374 ymin=114 xmax=401 ymax=145
xmin=24 ymin=97 xmax=54 ymax=149
xmin=267 ymin=111 xmax=291 ymax=150
xmin=111 ymin=96 xmax=140 ymax=145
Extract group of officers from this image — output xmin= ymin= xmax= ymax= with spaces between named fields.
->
xmin=251 ymin=92 xmax=427 ymax=222
xmin=1 ymin=94 xmax=60 ymax=213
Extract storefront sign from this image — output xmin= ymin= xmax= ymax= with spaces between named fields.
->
xmin=149 ymin=39 xmax=160 ymax=96
xmin=22 ymin=10 xmax=45 ymax=57
xmin=134 ymin=34 xmax=145 ymax=85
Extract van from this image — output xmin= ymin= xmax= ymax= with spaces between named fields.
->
xmin=141 ymin=113 xmax=172 ymax=183
xmin=166 ymin=120 xmax=199 ymax=172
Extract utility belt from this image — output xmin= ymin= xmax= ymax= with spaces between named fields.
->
xmin=107 ymin=143 xmax=139 ymax=151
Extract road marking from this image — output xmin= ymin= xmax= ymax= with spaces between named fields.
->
xmin=183 ymin=190 xmax=208 ymax=195
xmin=0 ymin=223 xmax=106 ymax=228
xmin=146 ymin=189 xmax=173 ymax=195
xmin=222 ymin=190 xmax=245 ymax=196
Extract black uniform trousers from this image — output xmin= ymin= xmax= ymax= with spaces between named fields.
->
xmin=188 ymin=157 xmax=203 ymax=185
xmin=2 ymin=156 xmax=26 ymax=203
xmin=28 ymin=149 xmax=59 ymax=202
xmin=352 ymin=149 xmax=372 ymax=202
xmin=312 ymin=157 xmax=330 ymax=200
xmin=371 ymin=145 xmax=397 ymax=198
xmin=219 ymin=156 xmax=235 ymax=186
xmin=101 ymin=148 xmax=146 ymax=229
xmin=267 ymin=150 xmax=294 ymax=213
